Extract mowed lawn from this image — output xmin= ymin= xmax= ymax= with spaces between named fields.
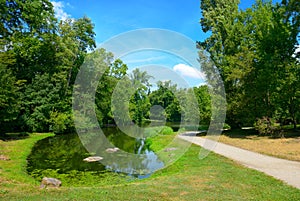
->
xmin=0 ymin=133 xmax=300 ymax=200
xmin=216 ymin=129 xmax=300 ymax=162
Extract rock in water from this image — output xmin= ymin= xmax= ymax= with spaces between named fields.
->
xmin=105 ymin=147 xmax=120 ymax=153
xmin=40 ymin=177 xmax=61 ymax=188
xmin=83 ymin=156 xmax=103 ymax=162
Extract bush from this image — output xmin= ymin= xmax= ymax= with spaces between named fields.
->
xmin=159 ymin=126 xmax=173 ymax=135
xmin=254 ymin=117 xmax=283 ymax=138
xmin=223 ymin=123 xmax=231 ymax=130
xmin=144 ymin=126 xmax=174 ymax=137
xmin=50 ymin=112 xmax=74 ymax=134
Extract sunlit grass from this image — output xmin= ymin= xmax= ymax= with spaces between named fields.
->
xmin=1 ymin=132 xmax=300 ymax=200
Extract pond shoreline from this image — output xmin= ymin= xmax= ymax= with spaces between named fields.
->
xmin=1 ymin=132 xmax=300 ymax=200
xmin=26 ymin=128 xmax=165 ymax=185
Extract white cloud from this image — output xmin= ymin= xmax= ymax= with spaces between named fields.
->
xmin=173 ymin=64 xmax=206 ymax=80
xmin=292 ymin=45 xmax=300 ymax=62
xmin=123 ymin=56 xmax=166 ymax=64
xmin=51 ymin=1 xmax=71 ymax=21
xmin=295 ymin=45 xmax=300 ymax=54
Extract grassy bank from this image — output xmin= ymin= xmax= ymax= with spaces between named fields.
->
xmin=1 ymin=132 xmax=300 ymax=200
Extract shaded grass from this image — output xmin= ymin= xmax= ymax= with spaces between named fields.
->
xmin=0 ymin=133 xmax=55 ymax=184
xmin=1 ymin=132 xmax=300 ymax=200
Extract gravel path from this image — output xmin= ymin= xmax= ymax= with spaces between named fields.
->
xmin=179 ymin=132 xmax=300 ymax=189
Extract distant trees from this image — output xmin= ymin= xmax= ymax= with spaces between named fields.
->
xmin=149 ymin=80 xmax=211 ymax=125
xmin=198 ymin=0 xmax=300 ymax=129
xmin=149 ymin=81 xmax=181 ymax=122
xmin=128 ymin=68 xmax=152 ymax=124
xmin=95 ymin=50 xmax=128 ymax=126
xmin=4 ymin=0 xmax=297 ymax=135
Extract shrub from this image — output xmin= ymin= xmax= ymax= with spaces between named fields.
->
xmin=223 ymin=123 xmax=231 ymax=130
xmin=254 ymin=117 xmax=283 ymax=138
xmin=159 ymin=126 xmax=173 ymax=135
xmin=50 ymin=112 xmax=74 ymax=134
xmin=144 ymin=126 xmax=174 ymax=136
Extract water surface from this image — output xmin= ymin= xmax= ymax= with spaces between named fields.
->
xmin=27 ymin=127 xmax=164 ymax=179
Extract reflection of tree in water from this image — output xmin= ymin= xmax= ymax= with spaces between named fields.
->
xmin=27 ymin=127 xmax=164 ymax=178
xmin=27 ymin=134 xmax=105 ymax=174
xmin=84 ymin=127 xmax=164 ymax=175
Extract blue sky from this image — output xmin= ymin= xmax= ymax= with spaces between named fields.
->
xmin=52 ymin=0 xmax=282 ymax=44
xmin=51 ymin=0 xmax=282 ymax=87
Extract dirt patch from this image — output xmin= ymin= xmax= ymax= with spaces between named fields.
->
xmin=180 ymin=191 xmax=188 ymax=196
xmin=0 ymin=155 xmax=10 ymax=161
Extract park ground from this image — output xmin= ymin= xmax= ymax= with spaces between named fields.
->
xmin=215 ymin=128 xmax=300 ymax=162
xmin=1 ymin=131 xmax=300 ymax=200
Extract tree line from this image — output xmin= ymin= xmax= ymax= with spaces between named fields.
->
xmin=0 ymin=0 xmax=211 ymax=134
xmin=1 ymin=0 xmax=299 ymax=135
xmin=199 ymin=0 xmax=300 ymax=130
xmin=1 ymin=0 xmax=96 ymax=133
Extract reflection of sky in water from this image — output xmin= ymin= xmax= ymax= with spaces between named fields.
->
xmin=142 ymin=150 xmax=165 ymax=172
xmin=27 ymin=129 xmax=177 ymax=179
xmin=105 ymin=148 xmax=164 ymax=178
xmin=103 ymin=139 xmax=164 ymax=178
xmin=79 ymin=129 xmax=165 ymax=177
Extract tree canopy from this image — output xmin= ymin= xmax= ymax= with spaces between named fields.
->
xmin=0 ymin=0 xmax=96 ymax=133
xmin=1 ymin=0 xmax=298 ymax=135
xmin=198 ymin=0 xmax=300 ymax=129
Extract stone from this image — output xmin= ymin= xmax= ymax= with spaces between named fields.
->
xmin=83 ymin=156 xmax=103 ymax=162
xmin=40 ymin=177 xmax=61 ymax=188
xmin=105 ymin=147 xmax=120 ymax=153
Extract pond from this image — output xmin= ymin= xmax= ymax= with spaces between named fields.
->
xmin=27 ymin=127 xmax=164 ymax=183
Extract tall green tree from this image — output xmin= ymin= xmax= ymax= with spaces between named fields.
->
xmin=0 ymin=64 xmax=22 ymax=132
xmin=129 ymin=69 xmax=153 ymax=124
xmin=0 ymin=0 xmax=96 ymax=133
xmin=95 ymin=50 xmax=128 ymax=125
xmin=193 ymin=85 xmax=211 ymax=125
xmin=0 ymin=0 xmax=56 ymax=38
xmin=198 ymin=0 xmax=300 ymax=128
xmin=149 ymin=81 xmax=181 ymax=122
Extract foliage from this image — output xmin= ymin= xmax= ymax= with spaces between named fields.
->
xmin=1 ymin=0 xmax=299 ymax=134
xmin=223 ymin=123 xmax=231 ymax=130
xmin=159 ymin=126 xmax=173 ymax=135
xmin=144 ymin=126 xmax=174 ymax=137
xmin=149 ymin=81 xmax=211 ymax=125
xmin=254 ymin=116 xmax=283 ymax=137
xmin=0 ymin=64 xmax=22 ymax=131
xmin=129 ymin=68 xmax=152 ymax=124
xmin=149 ymin=81 xmax=179 ymax=122
xmin=50 ymin=111 xmax=74 ymax=134
xmin=198 ymin=0 xmax=300 ymax=128
xmin=193 ymin=85 xmax=212 ymax=124
xmin=0 ymin=1 xmax=96 ymax=133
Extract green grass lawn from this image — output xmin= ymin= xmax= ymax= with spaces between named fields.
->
xmin=1 ymin=133 xmax=300 ymax=200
